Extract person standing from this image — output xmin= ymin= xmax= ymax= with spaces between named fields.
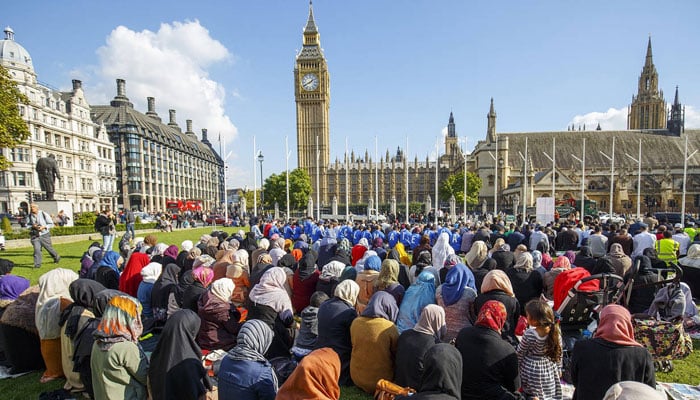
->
xmin=26 ymin=203 xmax=60 ymax=268
xmin=125 ymin=208 xmax=136 ymax=241
xmin=95 ymin=209 xmax=116 ymax=251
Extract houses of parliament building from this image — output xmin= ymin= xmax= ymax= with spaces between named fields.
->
xmin=295 ymin=3 xmax=699 ymax=216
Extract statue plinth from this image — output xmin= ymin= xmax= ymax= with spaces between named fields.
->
xmin=35 ymin=200 xmax=73 ymax=227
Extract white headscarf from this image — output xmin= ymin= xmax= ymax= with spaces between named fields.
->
xmin=210 ymin=278 xmax=235 ymax=303
xmin=334 ymin=279 xmax=360 ymax=307
xmin=152 ymin=243 xmax=169 ymax=257
xmin=320 ymin=260 xmax=346 ymax=280
xmin=248 ymin=267 xmax=293 ymax=314
xmin=36 ymin=268 xmax=78 ymax=339
xmin=432 ymin=232 xmax=455 ymax=271
xmin=181 ymin=240 xmax=194 ymax=253
xmin=140 ymin=262 xmax=163 ymax=284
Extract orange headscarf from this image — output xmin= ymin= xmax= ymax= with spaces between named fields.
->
xmin=276 ymin=347 xmax=341 ymax=400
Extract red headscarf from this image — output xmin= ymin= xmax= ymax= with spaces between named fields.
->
xmin=594 ymin=304 xmax=642 ymax=347
xmin=118 ymin=253 xmax=150 ymax=297
xmin=475 ymin=300 xmax=507 ymax=333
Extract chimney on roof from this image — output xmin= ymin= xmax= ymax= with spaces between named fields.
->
xmin=71 ymin=79 xmax=82 ymax=91
xmin=168 ymin=109 xmax=178 ymax=127
xmin=145 ymin=97 xmax=160 ymax=120
xmin=201 ymin=128 xmax=208 ymax=142
xmin=185 ymin=119 xmax=196 ymax=136
xmin=110 ymin=78 xmax=133 ymax=108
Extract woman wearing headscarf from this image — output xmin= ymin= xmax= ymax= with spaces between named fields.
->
xmin=226 ymin=257 xmax=251 ymax=306
xmin=608 ymin=243 xmax=633 ymax=277
xmin=543 ymin=255 xmax=571 ymax=300
xmin=58 ymin=279 xmax=105 ymax=392
xmin=182 ymin=266 xmax=214 ymax=312
xmin=531 ymin=250 xmax=545 ymax=276
xmin=247 ymin=267 xmax=295 ymax=359
xmin=119 ymin=252 xmax=150 ymax=297
xmin=251 ymin=238 xmax=270 ymax=270
xmin=0 ymin=258 xmax=29 ymax=307
xmin=506 ymin=251 xmax=543 ymax=315
xmin=355 ymin=249 xmax=378 ymax=272
xmin=455 ymin=300 xmax=521 ymax=400
xmin=36 ymin=268 xmax=78 ymax=383
xmin=71 ymin=289 xmax=121 ymax=398
xmin=196 ymin=278 xmax=240 ymax=351
xmin=625 ymin=255 xmax=661 ymax=314
xmin=91 ymin=295 xmax=148 ymax=400
xmin=277 ymin=347 xmax=342 ymax=400
xmin=316 ymin=279 xmax=359 ymax=386
xmin=151 ymin=263 xmax=181 ymax=324
xmin=387 ymin=243 xmax=412 ymax=289
xmin=574 ymin=246 xmax=596 ymax=272
xmin=149 ymin=309 xmax=211 ymax=400
xmin=137 ymin=261 xmax=162 ymax=321
xmin=473 ymin=270 xmax=520 ymax=346
xmin=355 ymin=255 xmax=382 ymax=314
xmin=316 ymin=260 xmax=345 ymax=298
xmin=398 ymin=343 xmax=463 ymax=400
xmin=204 ymin=237 xmax=219 ymax=259
xmin=491 ymin=240 xmax=515 ymax=271
xmin=412 ymin=235 xmax=432 ymax=265
xmin=643 ymin=247 xmax=667 ymax=270
xmin=269 ymin=237 xmax=287 ymax=267
xmin=162 ymin=245 xmax=179 ymax=266
xmin=292 ymin=249 xmax=321 ymax=313
xmin=351 ymin=237 xmax=370 ymax=266
xmin=376 ymin=259 xmax=405 ymax=305
xmin=437 ymin=260 xmax=478 ymax=343
xmin=250 ymin=253 xmax=275 ymax=288
xmin=350 ymin=291 xmax=400 ymax=393
xmin=94 ymin=250 xmax=123 ymax=290
xmin=409 ymin=250 xmax=434 ymax=285
xmin=0 ymin=285 xmax=43 ymax=375
xmin=151 ymin=243 xmax=170 ymax=263
xmin=211 ymin=249 xmax=236 ymax=281
xmin=571 ymin=304 xmax=655 ymax=400
xmin=394 ymin=304 xmax=446 ymax=387
xmin=591 ymin=256 xmax=617 ymax=275
xmin=331 ymin=238 xmax=353 ymax=266
xmin=396 ymin=270 xmax=436 ymax=333
xmin=432 ymin=232 xmax=455 ymax=283
xmin=218 ymin=320 xmax=278 ymax=400
xmin=465 ymin=241 xmax=490 ymax=290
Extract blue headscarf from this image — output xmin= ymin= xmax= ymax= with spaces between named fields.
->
xmin=364 ymin=255 xmax=382 ymax=272
xmin=440 ymin=263 xmax=475 ymax=307
xmin=361 ymin=291 xmax=399 ymax=322
xmin=396 ymin=270 xmax=437 ymax=333
xmin=99 ymin=251 xmax=122 ymax=275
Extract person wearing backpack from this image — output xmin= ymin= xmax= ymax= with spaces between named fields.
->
xmin=95 ymin=208 xmax=116 ymax=251
xmin=25 ymin=203 xmax=60 ymax=268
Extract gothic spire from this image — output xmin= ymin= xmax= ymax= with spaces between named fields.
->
xmin=673 ymin=85 xmax=680 ymax=106
xmin=447 ymin=112 xmax=456 ymax=137
xmin=645 ymin=35 xmax=653 ymax=68
xmin=304 ymin=1 xmax=318 ymax=34
xmin=489 ymin=97 xmax=496 ymax=117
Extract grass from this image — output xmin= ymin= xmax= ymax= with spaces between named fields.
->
xmin=0 ymin=228 xmax=696 ymax=398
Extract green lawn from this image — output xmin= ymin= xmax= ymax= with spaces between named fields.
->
xmin=0 ymin=228 xmax=695 ymax=399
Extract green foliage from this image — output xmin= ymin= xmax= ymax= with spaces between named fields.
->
xmin=73 ymin=211 xmax=97 ymax=226
xmin=262 ymin=168 xmax=312 ymax=211
xmin=1 ymin=216 xmax=12 ymax=233
xmin=0 ymin=65 xmax=31 ymax=171
xmin=439 ymin=171 xmax=482 ymax=204
xmin=135 ymin=215 xmax=142 ymax=224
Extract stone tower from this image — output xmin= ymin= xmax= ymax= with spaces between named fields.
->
xmin=295 ymin=1 xmax=330 ymax=204
xmin=667 ymin=86 xmax=685 ymax=136
xmin=445 ymin=111 xmax=460 ymax=157
xmin=628 ymin=37 xmax=666 ymax=130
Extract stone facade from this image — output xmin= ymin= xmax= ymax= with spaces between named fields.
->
xmin=0 ymin=27 xmax=117 ymax=215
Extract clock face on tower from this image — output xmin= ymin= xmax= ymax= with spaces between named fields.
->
xmin=301 ymin=73 xmax=319 ymax=91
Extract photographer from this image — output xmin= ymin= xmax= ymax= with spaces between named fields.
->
xmin=25 ymin=203 xmax=60 ymax=268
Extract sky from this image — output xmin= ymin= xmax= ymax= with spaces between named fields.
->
xmin=4 ymin=1 xmax=700 ymax=189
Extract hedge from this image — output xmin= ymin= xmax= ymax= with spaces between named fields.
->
xmin=3 ymin=222 xmax=158 ymax=240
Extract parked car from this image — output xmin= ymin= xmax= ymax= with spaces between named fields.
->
xmin=205 ymin=214 xmax=230 ymax=226
xmin=654 ymin=212 xmax=696 ymax=226
xmin=597 ymin=212 xmax=626 ymax=225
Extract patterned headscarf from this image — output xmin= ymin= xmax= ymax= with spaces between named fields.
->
xmin=475 ymin=300 xmax=507 ymax=333
xmin=337 ymin=238 xmax=352 ymax=253
xmin=228 ymin=319 xmax=274 ymax=362
xmin=94 ymin=295 xmax=143 ymax=350
xmin=443 ymin=254 xmax=461 ymax=269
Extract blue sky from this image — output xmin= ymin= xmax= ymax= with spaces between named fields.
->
xmin=4 ymin=1 xmax=700 ymax=189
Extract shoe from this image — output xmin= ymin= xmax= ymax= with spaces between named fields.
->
xmin=34 ymin=265 xmax=41 ymax=269
xmin=54 ymin=256 xmax=61 ymax=264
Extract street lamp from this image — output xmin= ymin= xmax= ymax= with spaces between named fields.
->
xmin=599 ymin=136 xmax=615 ymax=217
xmin=257 ymin=149 xmax=264 ymax=214
xmin=624 ymin=139 xmax=642 ymax=221
xmin=571 ymin=138 xmax=586 ymax=222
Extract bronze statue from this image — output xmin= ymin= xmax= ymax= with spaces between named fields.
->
xmin=36 ymin=155 xmax=61 ymax=201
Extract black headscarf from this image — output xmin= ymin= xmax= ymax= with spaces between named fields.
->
xmin=59 ymin=279 xmax=105 ymax=339
xmin=152 ymin=263 xmax=181 ymax=311
xmin=414 ymin=250 xmax=433 ymax=277
xmin=635 ymin=255 xmax=654 ymax=276
xmin=175 ymin=269 xmax=195 ymax=307
xmin=278 ymin=254 xmax=297 ymax=271
xmin=298 ymin=250 xmax=318 ymax=281
xmin=329 ymin=248 xmax=351 ymax=267
xmin=643 ymin=247 xmax=668 ymax=270
xmin=148 ymin=309 xmax=211 ymax=400
xmin=574 ymin=246 xmax=596 ymax=272
xmin=0 ymin=258 xmax=14 ymax=275
xmin=416 ymin=343 xmax=463 ymax=399
xmin=591 ymin=256 xmax=616 ymax=275
xmin=95 ymin=266 xmax=119 ymax=290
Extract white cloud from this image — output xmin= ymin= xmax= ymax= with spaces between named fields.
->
xmin=86 ymin=20 xmax=241 ymax=179
xmin=569 ymin=105 xmax=700 ymax=131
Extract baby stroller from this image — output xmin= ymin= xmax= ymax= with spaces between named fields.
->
xmin=556 ymin=272 xmax=625 ymax=382
xmin=623 ymin=262 xmax=693 ymax=372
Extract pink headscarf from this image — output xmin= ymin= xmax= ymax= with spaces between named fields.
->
xmin=541 ymin=253 xmax=553 ymax=270
xmin=553 ymin=256 xmax=571 ymax=270
xmin=594 ymin=305 xmax=642 ymax=347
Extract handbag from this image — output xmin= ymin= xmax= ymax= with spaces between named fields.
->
xmin=633 ymin=317 xmax=693 ymax=360
xmin=374 ymin=378 xmax=416 ymax=400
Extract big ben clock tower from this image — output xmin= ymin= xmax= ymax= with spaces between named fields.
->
xmin=295 ymin=1 xmax=330 ymax=205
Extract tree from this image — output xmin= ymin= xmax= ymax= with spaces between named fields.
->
xmin=262 ymin=168 xmax=312 ymax=211
xmin=439 ymin=171 xmax=482 ymax=205
xmin=0 ymin=65 xmax=30 ymax=170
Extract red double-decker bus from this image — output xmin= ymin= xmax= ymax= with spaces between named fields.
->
xmin=166 ymin=199 xmax=203 ymax=213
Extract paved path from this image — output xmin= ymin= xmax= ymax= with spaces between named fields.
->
xmin=4 ymin=229 xmax=162 ymax=249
